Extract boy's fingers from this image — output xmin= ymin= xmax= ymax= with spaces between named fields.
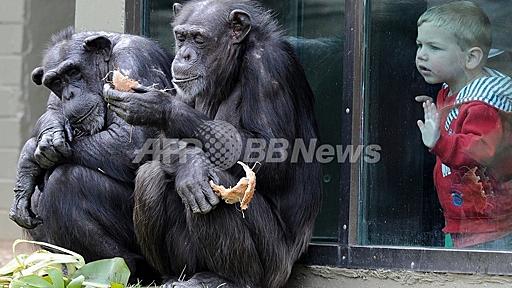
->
xmin=415 ymin=95 xmax=433 ymax=103
xmin=417 ymin=120 xmax=425 ymax=130
xmin=423 ymin=102 xmax=431 ymax=117
xmin=427 ymin=101 xmax=435 ymax=114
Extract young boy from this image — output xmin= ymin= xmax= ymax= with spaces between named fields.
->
xmin=415 ymin=1 xmax=512 ymax=249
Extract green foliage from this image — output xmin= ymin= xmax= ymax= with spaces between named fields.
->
xmin=0 ymin=240 xmax=130 ymax=288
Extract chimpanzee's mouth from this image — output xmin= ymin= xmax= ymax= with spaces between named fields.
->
xmin=172 ymin=75 xmax=200 ymax=83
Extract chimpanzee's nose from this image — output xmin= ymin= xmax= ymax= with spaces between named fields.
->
xmin=177 ymin=46 xmax=197 ymax=63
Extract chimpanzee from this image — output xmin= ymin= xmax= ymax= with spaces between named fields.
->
xmin=9 ymin=27 xmax=174 ymax=278
xmin=103 ymin=1 xmax=322 ymax=287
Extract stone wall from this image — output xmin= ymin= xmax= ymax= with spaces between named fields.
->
xmin=0 ymin=0 xmax=74 ymax=240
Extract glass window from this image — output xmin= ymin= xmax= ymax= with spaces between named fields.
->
xmin=140 ymin=0 xmax=512 ymax=274
xmin=143 ymin=0 xmax=345 ymax=242
xmin=361 ymin=0 xmax=512 ymax=251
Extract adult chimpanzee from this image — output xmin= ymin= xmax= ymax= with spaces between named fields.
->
xmin=9 ymin=27 xmax=174 ymax=279
xmin=103 ymin=0 xmax=322 ymax=287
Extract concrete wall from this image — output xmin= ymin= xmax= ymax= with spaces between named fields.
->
xmin=0 ymin=0 xmax=75 ymax=240
xmin=75 ymin=0 xmax=126 ymax=33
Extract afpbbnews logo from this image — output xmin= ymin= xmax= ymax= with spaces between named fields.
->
xmin=133 ymin=120 xmax=381 ymax=169
xmin=134 ymin=137 xmax=382 ymax=168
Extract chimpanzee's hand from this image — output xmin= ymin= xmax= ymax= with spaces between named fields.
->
xmin=9 ymin=193 xmax=41 ymax=229
xmin=103 ymin=84 xmax=171 ymax=127
xmin=34 ymin=122 xmax=73 ymax=169
xmin=175 ymin=157 xmax=221 ymax=214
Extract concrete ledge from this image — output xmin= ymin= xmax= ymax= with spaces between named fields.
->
xmin=287 ymin=265 xmax=512 ymax=288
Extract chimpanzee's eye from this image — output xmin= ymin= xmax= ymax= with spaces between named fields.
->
xmin=68 ymin=68 xmax=80 ymax=77
xmin=194 ymin=35 xmax=205 ymax=45
xmin=52 ymin=78 xmax=62 ymax=87
xmin=175 ymin=32 xmax=186 ymax=42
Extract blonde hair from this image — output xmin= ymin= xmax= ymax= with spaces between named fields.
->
xmin=418 ymin=1 xmax=491 ymax=57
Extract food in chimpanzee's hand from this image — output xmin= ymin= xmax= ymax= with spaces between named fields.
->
xmin=112 ymin=70 xmax=140 ymax=92
xmin=209 ymin=161 xmax=256 ymax=210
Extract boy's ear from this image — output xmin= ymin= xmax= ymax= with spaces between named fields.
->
xmin=466 ymin=47 xmax=484 ymax=70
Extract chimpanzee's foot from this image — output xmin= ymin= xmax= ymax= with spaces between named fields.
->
xmin=164 ymin=272 xmax=238 ymax=288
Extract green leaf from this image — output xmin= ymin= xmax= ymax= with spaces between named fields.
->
xmin=71 ymin=258 xmax=130 ymax=287
xmin=47 ymin=268 xmax=65 ymax=288
xmin=11 ymin=274 xmax=53 ymax=288
xmin=0 ymin=254 xmax=27 ymax=276
xmin=66 ymin=275 xmax=84 ymax=288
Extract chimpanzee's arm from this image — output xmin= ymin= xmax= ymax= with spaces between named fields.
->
xmin=10 ymin=93 xmax=71 ymax=229
xmin=66 ymin=112 xmax=155 ymax=182
xmin=32 ymin=93 xmax=72 ymax=168
xmin=10 ymin=137 xmax=44 ymax=229
xmin=104 ymin=85 xmax=295 ymax=213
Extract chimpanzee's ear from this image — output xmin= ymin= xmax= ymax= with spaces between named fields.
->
xmin=83 ymin=35 xmax=112 ymax=62
xmin=229 ymin=9 xmax=251 ymax=44
xmin=31 ymin=67 xmax=44 ymax=85
xmin=173 ymin=3 xmax=183 ymax=17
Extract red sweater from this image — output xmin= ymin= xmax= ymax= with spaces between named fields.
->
xmin=432 ymin=78 xmax=512 ymax=234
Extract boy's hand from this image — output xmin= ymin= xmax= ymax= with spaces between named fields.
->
xmin=417 ymin=100 xmax=440 ymax=149
xmin=415 ymin=95 xmax=433 ymax=103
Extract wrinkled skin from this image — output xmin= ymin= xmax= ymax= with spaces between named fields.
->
xmin=104 ymin=1 xmax=322 ymax=287
xmin=10 ymin=28 xmax=173 ymax=281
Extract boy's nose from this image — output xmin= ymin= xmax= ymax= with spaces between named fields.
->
xmin=416 ymin=50 xmax=427 ymax=61
xmin=416 ymin=47 xmax=428 ymax=60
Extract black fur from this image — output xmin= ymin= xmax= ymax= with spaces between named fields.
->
xmin=11 ymin=29 xmax=174 ymax=281
xmin=109 ymin=1 xmax=323 ymax=287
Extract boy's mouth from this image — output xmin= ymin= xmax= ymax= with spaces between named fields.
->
xmin=418 ymin=65 xmax=431 ymax=73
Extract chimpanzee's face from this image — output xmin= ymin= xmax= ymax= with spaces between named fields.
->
xmin=171 ymin=21 xmax=211 ymax=103
xmin=170 ymin=2 xmax=252 ymax=103
xmin=32 ymin=36 xmax=111 ymax=137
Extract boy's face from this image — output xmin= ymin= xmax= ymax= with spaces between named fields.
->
xmin=416 ymin=22 xmax=466 ymax=88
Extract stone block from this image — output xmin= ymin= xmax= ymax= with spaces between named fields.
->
xmin=0 ymin=56 xmax=22 ymax=86
xmin=0 ymin=120 xmax=21 ymax=149
xmin=0 ymin=1 xmax=24 ymax=23
xmin=0 ymin=87 xmax=21 ymax=117
xmin=0 ymin=149 xmax=18 ymax=179
xmin=0 ymin=25 xmax=23 ymax=54
xmin=0 ymin=210 xmax=22 ymax=240
xmin=0 ymin=180 xmax=14 ymax=210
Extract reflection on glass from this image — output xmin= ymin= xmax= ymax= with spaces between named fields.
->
xmin=361 ymin=0 xmax=512 ymax=251
xmin=261 ymin=0 xmax=345 ymax=242
xmin=144 ymin=0 xmax=345 ymax=241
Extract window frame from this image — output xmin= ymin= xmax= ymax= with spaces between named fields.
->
xmin=125 ymin=0 xmax=142 ymax=35
xmin=305 ymin=0 xmax=512 ymax=275
xmin=130 ymin=0 xmax=512 ymax=276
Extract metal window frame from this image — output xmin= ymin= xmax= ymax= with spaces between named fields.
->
xmin=129 ymin=0 xmax=512 ymax=275
xmin=125 ymin=0 xmax=142 ymax=34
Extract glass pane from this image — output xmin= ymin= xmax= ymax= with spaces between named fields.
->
xmin=143 ymin=0 xmax=345 ymax=241
xmin=361 ymin=0 xmax=512 ymax=250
